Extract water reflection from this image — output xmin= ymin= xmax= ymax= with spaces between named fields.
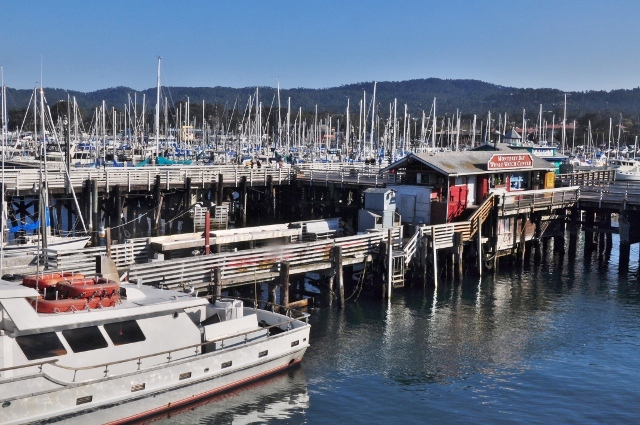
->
xmin=158 ymin=229 xmax=640 ymax=424
xmin=138 ymin=368 xmax=308 ymax=425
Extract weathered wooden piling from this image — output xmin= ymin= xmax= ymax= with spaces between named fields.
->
xmin=332 ymin=245 xmax=344 ymax=307
xmin=279 ymin=261 xmax=290 ymax=307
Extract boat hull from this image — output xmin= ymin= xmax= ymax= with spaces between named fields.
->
xmin=615 ymin=170 xmax=640 ymax=181
xmin=1 ymin=325 xmax=309 ymax=425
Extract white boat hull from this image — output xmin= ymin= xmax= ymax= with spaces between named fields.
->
xmin=0 ymin=321 xmax=309 ymax=425
xmin=615 ymin=170 xmax=640 ymax=181
xmin=2 ymin=236 xmax=90 ymax=257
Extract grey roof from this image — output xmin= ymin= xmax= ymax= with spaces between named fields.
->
xmin=383 ymin=147 xmax=554 ymax=176
xmin=470 ymin=142 xmax=514 ymax=152
xmin=363 ymin=187 xmax=395 ymax=194
xmin=504 ymin=129 xmax=521 ymax=139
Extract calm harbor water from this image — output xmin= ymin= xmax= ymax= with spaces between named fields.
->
xmin=147 ymin=233 xmax=640 ymax=424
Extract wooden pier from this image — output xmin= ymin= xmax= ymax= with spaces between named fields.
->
xmin=9 ymin=164 xmax=640 ymax=305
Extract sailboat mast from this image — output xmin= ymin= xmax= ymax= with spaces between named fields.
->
xmin=39 ymin=83 xmax=48 ymax=249
xmin=155 ymin=57 xmax=161 ymax=159
xmin=431 ymin=98 xmax=436 ymax=150
xmin=370 ymin=82 xmax=376 ymax=154
xmin=562 ymin=94 xmax=567 ymax=154
xmin=472 ymin=114 xmax=477 ymax=147
xmin=392 ymin=98 xmax=397 ymax=162
xmin=345 ymin=99 xmax=350 ymax=157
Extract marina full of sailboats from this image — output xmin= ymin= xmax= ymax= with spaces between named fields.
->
xmin=2 ymin=62 xmax=639 ymax=177
xmin=1 ymin=61 xmax=639 ymax=265
xmin=0 ymin=67 xmax=89 ymax=267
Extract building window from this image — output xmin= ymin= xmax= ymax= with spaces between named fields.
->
xmin=16 ymin=332 xmax=67 ymax=360
xmin=490 ymin=174 xmax=505 ymax=188
xmin=104 ymin=321 xmax=146 ymax=346
xmin=510 ymin=173 xmax=526 ymax=190
xmin=62 ymin=326 xmax=108 ymax=353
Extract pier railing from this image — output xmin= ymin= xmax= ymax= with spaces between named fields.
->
xmin=401 ymin=187 xmax=573 ymax=266
xmin=295 ymin=163 xmax=396 ymax=187
xmin=3 ymin=165 xmax=294 ymax=194
xmin=556 ymin=169 xmax=615 ymax=187
xmin=497 ymin=186 xmax=579 ymax=215
xmin=44 ymin=238 xmax=149 ymax=273
xmin=578 ymin=184 xmax=640 ymax=207
xmin=1 ymin=163 xmax=401 ymax=194
xmin=128 ymin=228 xmax=401 ymax=290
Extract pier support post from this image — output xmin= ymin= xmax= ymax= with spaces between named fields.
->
xmin=266 ymin=175 xmax=274 ymax=219
xmin=211 ymin=267 xmax=222 ymax=299
xmin=184 ymin=177 xmax=193 ymax=233
xmin=477 ymin=223 xmax=483 ymax=276
xmin=204 ymin=211 xmax=210 ymax=255
xmin=419 ymin=230 xmax=428 ymax=285
xmin=114 ymin=185 xmax=122 ymax=243
xmin=431 ymin=227 xmax=438 ymax=288
xmin=491 ymin=195 xmax=499 ymax=272
xmin=240 ymin=176 xmax=247 ymax=228
xmin=387 ymin=228 xmax=393 ymax=298
xmin=216 ymin=173 xmax=224 ymax=206
xmin=605 ymin=212 xmax=613 ymax=251
xmin=279 ymin=261 xmax=290 ymax=307
xmin=454 ymin=232 xmax=463 ymax=278
xmin=377 ymin=240 xmax=388 ymax=297
xmin=268 ymin=283 xmax=277 ymax=309
xmin=569 ymin=207 xmax=578 ymax=256
xmin=332 ymin=245 xmax=344 ymax=307
xmin=619 ymin=210 xmax=631 ymax=272
xmin=584 ymin=210 xmax=595 ymax=254
xmin=91 ymin=179 xmax=99 ymax=247
xmin=153 ymin=175 xmax=162 ymax=237
xmin=519 ymin=215 xmax=527 ymax=265
xmin=533 ymin=215 xmax=542 ymax=260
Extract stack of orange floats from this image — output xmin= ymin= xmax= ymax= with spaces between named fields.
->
xmin=22 ymin=272 xmax=84 ymax=290
xmin=23 ymin=273 xmax=120 ymax=314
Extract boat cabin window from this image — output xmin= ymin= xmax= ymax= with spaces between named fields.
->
xmin=62 ymin=326 xmax=108 ymax=353
xmin=16 ymin=332 xmax=67 ymax=360
xmin=104 ymin=320 xmax=146 ymax=346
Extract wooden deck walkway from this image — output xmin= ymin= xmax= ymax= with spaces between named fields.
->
xmin=2 ymin=163 xmax=396 ymax=195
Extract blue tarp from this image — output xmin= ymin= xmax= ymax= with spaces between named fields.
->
xmin=9 ymin=207 xmax=50 ymax=233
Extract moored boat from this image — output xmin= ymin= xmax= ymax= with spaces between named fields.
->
xmin=0 ymin=273 xmax=310 ymax=424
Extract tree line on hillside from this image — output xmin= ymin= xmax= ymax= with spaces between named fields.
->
xmin=5 ymin=78 xmax=640 ymax=150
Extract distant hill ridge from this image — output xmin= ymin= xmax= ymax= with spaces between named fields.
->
xmin=5 ymin=78 xmax=640 ymax=117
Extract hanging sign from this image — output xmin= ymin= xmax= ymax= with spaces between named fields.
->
xmin=487 ymin=153 xmax=533 ymax=170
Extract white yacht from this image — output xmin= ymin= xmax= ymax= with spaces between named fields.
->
xmin=0 ymin=274 xmax=310 ymax=424
xmin=610 ymin=158 xmax=640 ymax=181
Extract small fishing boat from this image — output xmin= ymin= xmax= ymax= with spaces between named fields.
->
xmin=0 ymin=272 xmax=310 ymax=424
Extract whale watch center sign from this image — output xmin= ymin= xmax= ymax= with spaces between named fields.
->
xmin=487 ymin=153 xmax=533 ymax=170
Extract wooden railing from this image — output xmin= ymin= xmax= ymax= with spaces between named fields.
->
xmin=128 ymin=228 xmax=400 ymax=289
xmin=469 ymin=194 xmax=495 ymax=238
xmin=295 ymin=163 xmax=396 ymax=187
xmin=556 ymin=169 xmax=615 ymax=187
xmin=1 ymin=163 xmax=404 ymax=193
xmin=3 ymin=165 xmax=294 ymax=194
xmin=498 ymin=187 xmax=579 ymax=215
xmin=578 ymin=185 xmax=640 ymax=207
xmin=44 ymin=238 xmax=148 ymax=273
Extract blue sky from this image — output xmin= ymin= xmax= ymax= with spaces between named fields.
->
xmin=1 ymin=0 xmax=639 ymax=92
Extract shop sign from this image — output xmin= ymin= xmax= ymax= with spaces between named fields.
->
xmin=487 ymin=154 xmax=533 ymax=170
